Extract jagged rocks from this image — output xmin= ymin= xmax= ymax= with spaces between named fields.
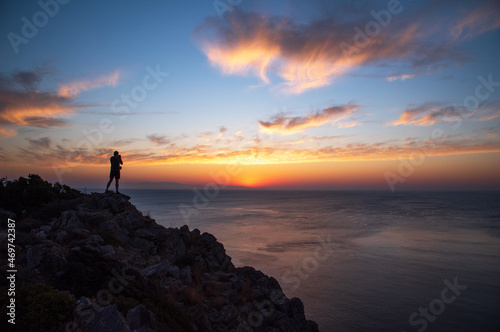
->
xmin=59 ymin=210 xmax=84 ymax=229
xmin=3 ymin=191 xmax=318 ymax=332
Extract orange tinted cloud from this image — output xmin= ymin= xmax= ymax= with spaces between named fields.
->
xmin=451 ymin=4 xmax=500 ymax=40
xmin=0 ymin=69 xmax=119 ymax=136
xmin=473 ymin=100 xmax=500 ymax=122
xmin=391 ymin=100 xmax=500 ymax=126
xmin=259 ymin=104 xmax=359 ymax=134
xmin=390 ymin=103 xmax=466 ymax=126
xmin=196 ymin=13 xmax=372 ymax=93
xmin=195 ymin=2 xmax=498 ymax=94
xmin=0 ymin=89 xmax=75 ymax=136
xmin=22 ymin=134 xmax=500 ymax=170
xmin=58 ymin=69 xmax=120 ymax=98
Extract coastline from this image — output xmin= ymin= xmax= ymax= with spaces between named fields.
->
xmin=0 ymin=185 xmax=318 ymax=331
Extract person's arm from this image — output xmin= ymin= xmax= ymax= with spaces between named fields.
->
xmin=119 ymin=155 xmax=123 ymax=165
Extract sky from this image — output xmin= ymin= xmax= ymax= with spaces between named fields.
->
xmin=0 ymin=0 xmax=499 ymax=190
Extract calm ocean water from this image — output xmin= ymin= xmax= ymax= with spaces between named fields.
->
xmin=116 ymin=189 xmax=500 ymax=332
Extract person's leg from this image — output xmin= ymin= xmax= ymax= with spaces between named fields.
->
xmin=115 ymin=179 xmax=119 ymax=193
xmin=106 ymin=178 xmax=113 ymax=191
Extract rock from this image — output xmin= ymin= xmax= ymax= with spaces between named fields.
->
xmin=7 ymin=183 xmax=319 ymax=332
xmin=86 ymin=304 xmax=131 ymax=332
xmin=36 ymin=230 xmax=47 ymax=239
xmin=126 ymin=304 xmax=156 ymax=331
xmin=99 ymin=220 xmax=119 ymax=233
xmin=0 ymin=207 xmax=16 ymax=219
xmin=26 ymin=244 xmax=46 ymax=269
xmin=100 ymin=244 xmax=116 ymax=257
xmin=191 ymin=228 xmax=201 ymax=240
xmin=141 ymin=260 xmax=168 ymax=278
xmin=129 ymin=237 xmax=156 ymax=253
xmin=59 ymin=210 xmax=84 ymax=229
xmin=134 ymin=228 xmax=156 ymax=240
xmin=180 ymin=266 xmax=193 ymax=284
xmin=40 ymin=225 xmax=51 ymax=233
xmin=54 ymin=230 xmax=69 ymax=243
xmin=118 ymin=212 xmax=147 ymax=232
xmin=167 ymin=265 xmax=180 ymax=279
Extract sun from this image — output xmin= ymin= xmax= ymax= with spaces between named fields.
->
xmin=236 ymin=175 xmax=264 ymax=188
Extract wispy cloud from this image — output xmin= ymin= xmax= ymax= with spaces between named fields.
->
xmin=451 ymin=3 xmax=500 ymax=40
xmin=0 ymin=68 xmax=119 ymax=137
xmin=391 ymin=99 xmax=500 ymax=126
xmin=195 ymin=1 xmax=499 ymax=94
xmin=58 ymin=69 xmax=120 ymax=98
xmin=26 ymin=137 xmax=52 ymax=149
xmin=473 ymin=99 xmax=500 ymax=122
xmin=147 ymin=134 xmax=171 ymax=146
xmin=259 ymin=103 xmax=359 ymax=134
xmin=389 ymin=103 xmax=467 ymax=126
xmin=0 ymin=86 xmax=75 ymax=136
xmin=386 ymin=74 xmax=416 ymax=82
xmin=11 ymin=125 xmax=500 ymax=169
xmin=0 ymin=147 xmax=10 ymax=162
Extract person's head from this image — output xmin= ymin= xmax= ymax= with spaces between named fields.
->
xmin=114 ymin=151 xmax=119 ymax=156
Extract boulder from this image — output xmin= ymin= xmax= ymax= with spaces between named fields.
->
xmin=126 ymin=304 xmax=156 ymax=331
xmin=86 ymin=304 xmax=131 ymax=332
xmin=100 ymin=244 xmax=116 ymax=258
xmin=140 ymin=260 xmax=168 ymax=278
xmin=59 ymin=210 xmax=84 ymax=229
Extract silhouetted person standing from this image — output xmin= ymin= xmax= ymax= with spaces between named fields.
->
xmin=106 ymin=151 xmax=123 ymax=193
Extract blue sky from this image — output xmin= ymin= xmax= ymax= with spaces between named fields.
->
xmin=1 ymin=0 xmax=499 ymax=189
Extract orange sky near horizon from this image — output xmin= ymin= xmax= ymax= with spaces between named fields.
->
xmin=3 ymin=151 xmax=499 ymax=191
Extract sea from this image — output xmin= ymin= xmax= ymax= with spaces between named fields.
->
xmin=111 ymin=189 xmax=500 ymax=332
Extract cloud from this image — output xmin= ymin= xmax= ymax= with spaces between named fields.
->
xmin=11 ymin=68 xmax=51 ymax=91
xmin=26 ymin=137 xmax=51 ymax=149
xmin=194 ymin=1 xmax=497 ymax=94
xmin=451 ymin=2 xmax=500 ymax=40
xmin=309 ymin=135 xmax=343 ymax=141
xmin=147 ymin=134 xmax=171 ymax=145
xmin=197 ymin=130 xmax=215 ymax=138
xmin=473 ymin=99 xmax=500 ymax=122
xmin=0 ymin=147 xmax=10 ymax=162
xmin=0 ymin=68 xmax=118 ymax=136
xmin=386 ymin=74 xmax=416 ymax=82
xmin=12 ymin=127 xmax=500 ymax=169
xmin=0 ymin=86 xmax=75 ymax=136
xmin=390 ymin=103 xmax=467 ymax=126
xmin=391 ymin=99 xmax=500 ymax=126
xmin=259 ymin=103 xmax=359 ymax=134
xmin=110 ymin=138 xmax=140 ymax=146
xmin=58 ymin=69 xmax=120 ymax=98
xmin=196 ymin=126 xmax=231 ymax=142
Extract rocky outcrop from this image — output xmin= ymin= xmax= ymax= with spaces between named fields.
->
xmin=0 ymin=191 xmax=318 ymax=331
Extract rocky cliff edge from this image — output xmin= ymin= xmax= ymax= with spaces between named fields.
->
xmin=0 ymin=191 xmax=318 ymax=332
